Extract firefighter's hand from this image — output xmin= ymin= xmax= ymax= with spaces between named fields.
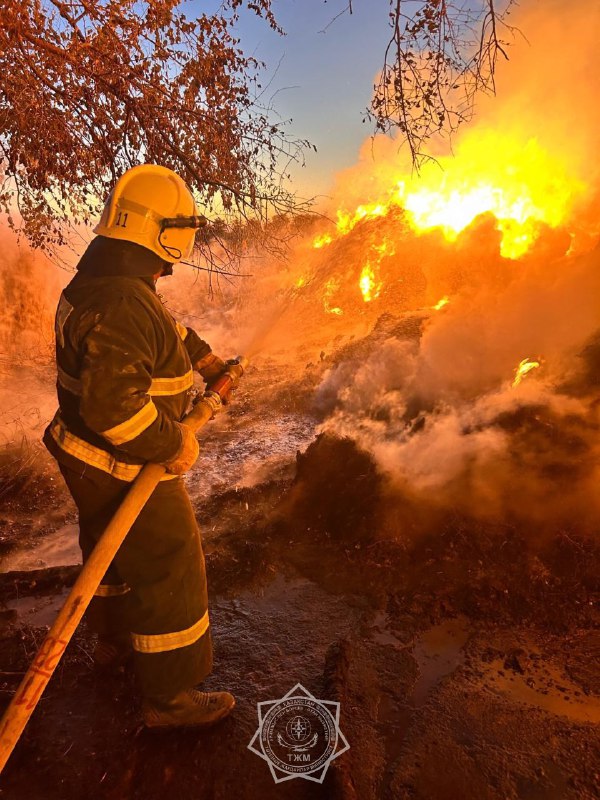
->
xmin=195 ymin=352 xmax=227 ymax=383
xmin=163 ymin=425 xmax=199 ymax=474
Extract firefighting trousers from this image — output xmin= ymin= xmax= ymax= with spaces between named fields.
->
xmin=59 ymin=464 xmax=213 ymax=699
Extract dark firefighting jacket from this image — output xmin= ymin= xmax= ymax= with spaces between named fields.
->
xmin=43 ymin=236 xmax=212 ymax=482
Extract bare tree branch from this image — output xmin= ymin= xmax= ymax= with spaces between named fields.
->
xmin=0 ymin=0 xmax=310 ymax=257
xmin=366 ymin=0 xmax=517 ymax=166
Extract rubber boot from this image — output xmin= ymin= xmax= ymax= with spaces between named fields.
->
xmin=142 ymin=688 xmax=236 ymax=728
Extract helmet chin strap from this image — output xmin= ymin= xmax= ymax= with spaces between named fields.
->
xmin=157 ymin=229 xmax=182 ymax=261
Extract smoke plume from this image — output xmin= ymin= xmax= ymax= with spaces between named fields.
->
xmin=1 ymin=0 xmax=599 ymax=539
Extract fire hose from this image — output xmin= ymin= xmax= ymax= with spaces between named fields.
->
xmin=0 ymin=356 xmax=248 ymax=774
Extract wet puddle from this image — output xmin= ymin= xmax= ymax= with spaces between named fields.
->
xmin=372 ymin=614 xmax=472 ymax=795
xmin=209 ymin=571 xmax=365 ymax=698
xmin=376 ymin=692 xmax=412 ymax=764
xmin=368 ymin=612 xmax=472 ymax=706
xmin=1 ymin=523 xmax=81 ymax=572
xmin=411 ymin=617 xmax=471 ymax=706
xmin=5 ymin=588 xmax=71 ymax=627
xmin=369 ymin=610 xmax=409 ymax=649
xmin=479 ymin=657 xmax=600 ymax=724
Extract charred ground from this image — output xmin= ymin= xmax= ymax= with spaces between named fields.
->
xmin=0 ymin=350 xmax=599 ymax=800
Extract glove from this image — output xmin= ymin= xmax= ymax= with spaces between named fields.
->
xmin=195 ymin=352 xmax=227 ymax=383
xmin=163 ymin=424 xmax=199 ymax=474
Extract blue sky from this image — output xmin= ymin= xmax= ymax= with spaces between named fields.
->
xmin=190 ymin=1 xmax=393 ymax=197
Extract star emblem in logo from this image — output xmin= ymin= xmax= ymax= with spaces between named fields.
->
xmin=248 ymin=683 xmax=350 ymax=784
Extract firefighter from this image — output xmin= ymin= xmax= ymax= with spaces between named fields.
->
xmin=43 ymin=164 xmax=235 ymax=728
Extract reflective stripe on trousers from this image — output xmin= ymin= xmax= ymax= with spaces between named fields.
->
xmin=59 ymin=463 xmax=213 ymax=698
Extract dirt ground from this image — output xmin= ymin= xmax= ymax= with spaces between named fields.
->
xmin=0 ymin=366 xmax=599 ymax=800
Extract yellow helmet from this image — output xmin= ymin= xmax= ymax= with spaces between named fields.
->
xmin=94 ymin=164 xmax=205 ymax=263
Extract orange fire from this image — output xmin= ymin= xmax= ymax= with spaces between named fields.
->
xmin=314 ymin=129 xmax=586 ymax=260
xmin=337 ymin=204 xmax=388 ymax=237
xmin=432 ymin=296 xmax=449 ymax=311
xmin=396 ymin=131 xmax=584 ymax=259
xmin=512 ymin=358 xmax=541 ymax=387
xmin=359 ymin=262 xmax=382 ymax=303
xmin=313 ymin=233 xmax=333 ymax=249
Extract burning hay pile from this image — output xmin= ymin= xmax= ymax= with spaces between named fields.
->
xmin=212 ymin=0 xmax=600 ymax=556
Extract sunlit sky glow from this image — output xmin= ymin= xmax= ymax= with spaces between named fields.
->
xmin=191 ymin=0 xmax=392 ymax=197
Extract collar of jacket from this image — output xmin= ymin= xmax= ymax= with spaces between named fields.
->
xmin=76 ymin=236 xmax=171 ymax=281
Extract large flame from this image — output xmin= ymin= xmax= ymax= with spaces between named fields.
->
xmin=314 ymin=130 xmax=587 ymax=260
xmin=307 ymin=0 xmax=597 ymax=312
xmin=397 ymin=132 xmax=585 ymax=259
